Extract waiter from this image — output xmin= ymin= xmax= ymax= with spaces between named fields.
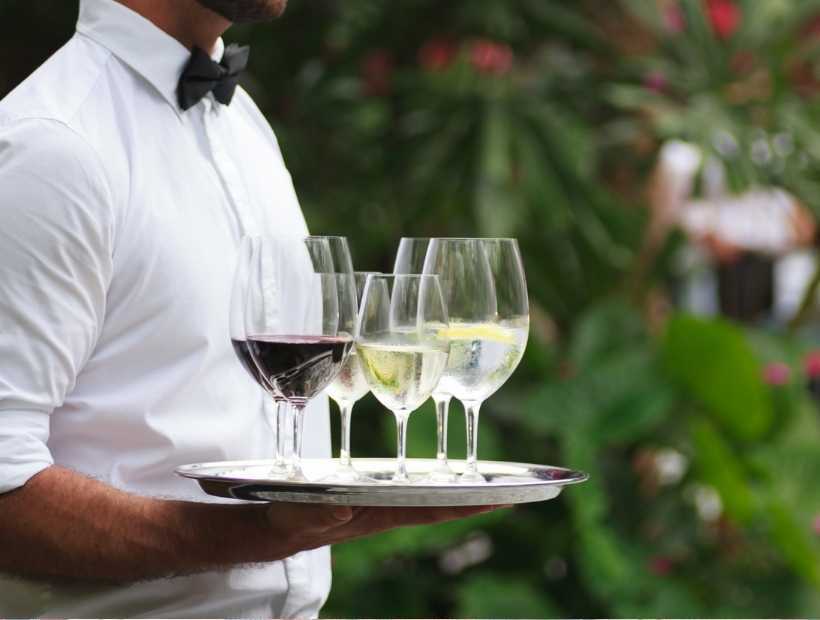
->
xmin=0 ymin=0 xmax=499 ymax=617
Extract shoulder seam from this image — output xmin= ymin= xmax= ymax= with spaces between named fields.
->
xmin=66 ymin=44 xmax=116 ymax=129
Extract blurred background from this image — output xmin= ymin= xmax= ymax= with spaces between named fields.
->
xmin=5 ymin=0 xmax=820 ymax=616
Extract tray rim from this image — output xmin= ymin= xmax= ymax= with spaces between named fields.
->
xmin=175 ymin=457 xmax=589 ymax=491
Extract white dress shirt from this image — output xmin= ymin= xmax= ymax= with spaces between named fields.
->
xmin=0 ymin=0 xmax=331 ymax=616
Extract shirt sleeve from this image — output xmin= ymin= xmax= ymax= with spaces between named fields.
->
xmin=0 ymin=118 xmax=114 ymax=493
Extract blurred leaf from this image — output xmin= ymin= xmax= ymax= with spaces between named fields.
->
xmin=765 ymin=497 xmax=820 ymax=588
xmin=689 ymin=416 xmax=756 ymax=522
xmin=662 ymin=315 xmax=773 ymax=440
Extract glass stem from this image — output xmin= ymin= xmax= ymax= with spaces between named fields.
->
xmin=339 ymin=401 xmax=354 ymax=468
xmin=274 ymin=400 xmax=288 ymax=469
xmin=393 ymin=411 xmax=410 ymax=482
xmin=464 ymin=400 xmax=482 ymax=476
xmin=266 ymin=397 xmax=280 ymax=462
xmin=291 ymin=404 xmax=306 ymax=476
xmin=433 ymin=394 xmax=451 ymax=467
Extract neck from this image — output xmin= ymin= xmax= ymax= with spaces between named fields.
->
xmin=116 ymin=0 xmax=230 ymax=51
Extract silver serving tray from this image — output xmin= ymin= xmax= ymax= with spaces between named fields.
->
xmin=176 ymin=458 xmax=588 ymax=507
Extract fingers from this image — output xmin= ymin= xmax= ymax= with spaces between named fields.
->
xmin=264 ymin=502 xmax=513 ymax=556
xmin=322 ymin=504 xmax=511 ymax=546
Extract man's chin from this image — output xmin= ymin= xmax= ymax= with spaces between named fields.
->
xmin=270 ymin=0 xmax=287 ymax=19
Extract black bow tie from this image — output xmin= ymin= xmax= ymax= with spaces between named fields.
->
xmin=177 ymin=44 xmax=250 ymax=111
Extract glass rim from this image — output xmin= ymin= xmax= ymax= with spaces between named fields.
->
xmin=306 ymin=234 xmax=349 ymax=241
xmin=431 ymin=237 xmax=519 ymax=242
xmin=399 ymin=236 xmax=519 ymax=242
xmin=364 ymin=273 xmax=441 ymax=280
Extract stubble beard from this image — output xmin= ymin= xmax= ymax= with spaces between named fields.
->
xmin=194 ymin=0 xmax=287 ymax=23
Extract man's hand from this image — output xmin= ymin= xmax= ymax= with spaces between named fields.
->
xmin=0 ymin=466 xmax=508 ymax=584
xmin=265 ymin=503 xmax=506 ymax=557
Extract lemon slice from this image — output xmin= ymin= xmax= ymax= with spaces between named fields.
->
xmin=438 ymin=323 xmax=517 ymax=344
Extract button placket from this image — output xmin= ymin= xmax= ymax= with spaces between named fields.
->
xmin=202 ymin=102 xmax=259 ymax=238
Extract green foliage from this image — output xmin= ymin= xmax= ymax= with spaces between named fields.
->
xmin=615 ymin=0 xmax=820 ymax=214
xmin=455 ymin=573 xmax=561 ymax=618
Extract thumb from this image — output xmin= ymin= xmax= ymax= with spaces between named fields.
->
xmin=266 ymin=502 xmax=354 ymax=535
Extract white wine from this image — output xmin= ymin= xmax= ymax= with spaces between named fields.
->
xmin=434 ymin=320 xmax=528 ymax=403
xmin=357 ymin=342 xmax=449 ymax=412
xmin=326 ymin=349 xmax=370 ymax=404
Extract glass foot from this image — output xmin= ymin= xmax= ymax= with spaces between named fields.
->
xmin=317 ymin=462 xmax=370 ymax=484
xmin=267 ymin=461 xmax=291 ymax=480
xmin=459 ymin=469 xmax=487 ymax=484
xmin=422 ymin=460 xmax=458 ymax=484
xmin=287 ymin=463 xmax=310 ymax=482
xmin=391 ymin=471 xmax=411 ymax=484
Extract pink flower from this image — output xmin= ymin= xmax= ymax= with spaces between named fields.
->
xmin=763 ymin=362 xmax=791 ymax=386
xmin=706 ymin=0 xmax=741 ymax=39
xmin=663 ymin=3 xmax=686 ymax=33
xmin=813 ymin=515 xmax=820 ymax=535
xmin=361 ymin=50 xmax=393 ymax=97
xmin=804 ymin=351 xmax=820 ymax=379
xmin=469 ymin=39 xmax=513 ymax=75
xmin=643 ymin=71 xmax=668 ymax=94
xmin=648 ymin=556 xmax=674 ymax=576
xmin=418 ymin=38 xmax=457 ymax=72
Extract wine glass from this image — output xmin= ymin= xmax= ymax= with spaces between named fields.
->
xmin=230 ymin=236 xmax=290 ymax=476
xmin=424 ymin=238 xmax=529 ymax=483
xmin=357 ymin=274 xmax=450 ymax=483
xmin=245 ymin=236 xmax=356 ymax=481
xmin=307 ymin=235 xmax=355 ymax=274
xmin=323 ymin=271 xmax=380 ymax=481
xmin=394 ymin=237 xmax=455 ymax=481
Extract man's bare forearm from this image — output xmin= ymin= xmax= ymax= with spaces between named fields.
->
xmin=0 ymin=466 xmax=273 ymax=582
xmin=0 ymin=465 xmax=508 ymax=585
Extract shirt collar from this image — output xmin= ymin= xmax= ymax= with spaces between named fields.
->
xmin=76 ymin=0 xmax=225 ymax=115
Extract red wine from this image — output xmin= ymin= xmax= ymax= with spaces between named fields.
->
xmin=247 ymin=335 xmax=353 ymax=405
xmin=231 ymin=339 xmax=271 ymax=392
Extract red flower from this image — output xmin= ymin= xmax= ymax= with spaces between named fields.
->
xmin=663 ymin=2 xmax=686 ymax=33
xmin=763 ymin=362 xmax=791 ymax=387
xmin=648 ymin=556 xmax=674 ymax=576
xmin=469 ymin=39 xmax=513 ymax=75
xmin=418 ymin=38 xmax=457 ymax=72
xmin=361 ymin=50 xmax=393 ymax=97
xmin=706 ymin=0 xmax=741 ymax=39
xmin=805 ymin=351 xmax=820 ymax=379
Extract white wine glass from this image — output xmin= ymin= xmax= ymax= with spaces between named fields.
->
xmin=245 ymin=236 xmax=356 ymax=481
xmin=356 ymin=274 xmax=450 ymax=483
xmin=424 ymin=238 xmax=529 ymax=483
xmin=323 ymin=271 xmax=379 ymax=482
xmin=394 ymin=237 xmax=455 ymax=481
